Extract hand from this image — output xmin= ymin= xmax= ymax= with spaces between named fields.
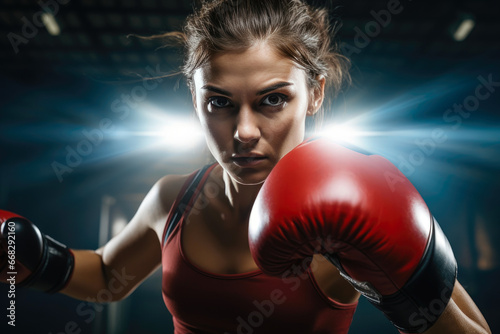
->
xmin=0 ymin=210 xmax=34 ymax=284
xmin=0 ymin=210 xmax=74 ymax=293
xmin=249 ymin=138 xmax=457 ymax=333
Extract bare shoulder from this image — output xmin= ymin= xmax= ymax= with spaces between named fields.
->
xmin=89 ymin=172 xmax=194 ymax=300
xmin=143 ymin=173 xmax=192 ymax=239
xmin=96 ymin=172 xmax=192 ymax=254
xmin=156 ymin=173 xmax=192 ymax=209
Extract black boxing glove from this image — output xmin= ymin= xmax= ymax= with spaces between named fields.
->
xmin=0 ymin=210 xmax=74 ymax=294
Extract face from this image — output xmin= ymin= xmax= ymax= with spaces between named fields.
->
xmin=192 ymin=42 xmax=324 ymax=185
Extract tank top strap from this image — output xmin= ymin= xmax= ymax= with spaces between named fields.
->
xmin=161 ymin=163 xmax=216 ymax=248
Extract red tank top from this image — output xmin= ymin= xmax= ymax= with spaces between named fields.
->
xmin=161 ymin=164 xmax=357 ymax=334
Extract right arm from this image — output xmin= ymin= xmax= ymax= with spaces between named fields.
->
xmin=1 ymin=174 xmax=187 ymax=302
xmin=61 ymin=174 xmax=187 ymax=301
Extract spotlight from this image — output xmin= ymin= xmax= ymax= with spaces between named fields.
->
xmin=160 ymin=118 xmax=204 ymax=150
xmin=450 ymin=13 xmax=475 ymax=42
xmin=319 ymin=123 xmax=366 ymax=147
xmin=41 ymin=12 xmax=60 ymax=36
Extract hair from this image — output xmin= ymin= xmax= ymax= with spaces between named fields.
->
xmin=146 ymin=0 xmax=350 ymax=129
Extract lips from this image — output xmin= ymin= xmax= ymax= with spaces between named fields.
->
xmin=231 ymin=153 xmax=267 ymax=167
xmin=233 ymin=156 xmax=266 ymax=163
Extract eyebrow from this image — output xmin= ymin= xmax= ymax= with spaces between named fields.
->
xmin=201 ymin=82 xmax=293 ymax=97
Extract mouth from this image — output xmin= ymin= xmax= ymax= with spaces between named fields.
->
xmin=231 ymin=155 xmax=267 ymax=167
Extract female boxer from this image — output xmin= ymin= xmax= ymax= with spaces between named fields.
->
xmin=0 ymin=0 xmax=491 ymax=333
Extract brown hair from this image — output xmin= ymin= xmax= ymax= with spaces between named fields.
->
xmin=149 ymin=0 xmax=350 ymax=128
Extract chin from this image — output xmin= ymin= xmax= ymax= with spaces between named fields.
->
xmin=230 ymin=167 xmax=270 ymax=186
xmin=235 ymin=177 xmax=267 ymax=186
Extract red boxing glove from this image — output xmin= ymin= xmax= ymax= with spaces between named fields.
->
xmin=0 ymin=210 xmax=74 ymax=293
xmin=249 ymin=138 xmax=457 ymax=333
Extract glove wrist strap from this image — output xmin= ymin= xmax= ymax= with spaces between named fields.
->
xmin=18 ymin=234 xmax=75 ymax=294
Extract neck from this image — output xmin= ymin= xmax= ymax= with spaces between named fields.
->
xmin=222 ymin=169 xmax=263 ymax=223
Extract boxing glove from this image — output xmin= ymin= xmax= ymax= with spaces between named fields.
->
xmin=248 ymin=138 xmax=457 ymax=333
xmin=0 ymin=210 xmax=74 ymax=293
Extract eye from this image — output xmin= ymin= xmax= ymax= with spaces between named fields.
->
xmin=208 ymin=96 xmax=231 ymax=109
xmin=262 ymin=94 xmax=287 ymax=107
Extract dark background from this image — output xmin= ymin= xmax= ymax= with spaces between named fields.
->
xmin=1 ymin=0 xmax=499 ymax=333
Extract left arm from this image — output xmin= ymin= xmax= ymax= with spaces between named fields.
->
xmin=248 ymin=138 xmax=491 ymax=334
xmin=423 ymin=280 xmax=490 ymax=334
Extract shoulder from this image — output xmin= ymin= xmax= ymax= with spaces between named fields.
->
xmin=155 ymin=173 xmax=192 ymax=212
xmin=138 ymin=169 xmax=200 ymax=238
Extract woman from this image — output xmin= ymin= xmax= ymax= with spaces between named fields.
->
xmin=0 ymin=0 xmax=491 ymax=333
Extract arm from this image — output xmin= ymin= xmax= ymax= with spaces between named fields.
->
xmin=423 ymin=280 xmax=491 ymax=334
xmin=60 ymin=194 xmax=163 ymax=301
xmin=59 ymin=232 xmax=160 ymax=302
xmin=248 ymin=138 xmax=491 ymax=333
xmin=314 ymin=262 xmax=490 ymax=334
xmin=1 ymin=174 xmax=186 ymax=302
xmin=312 ymin=259 xmax=490 ymax=333
xmin=61 ymin=174 xmax=186 ymax=301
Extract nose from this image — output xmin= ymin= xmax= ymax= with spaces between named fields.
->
xmin=234 ymin=105 xmax=261 ymax=145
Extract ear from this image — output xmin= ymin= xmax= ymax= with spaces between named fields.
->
xmin=307 ymin=75 xmax=326 ymax=116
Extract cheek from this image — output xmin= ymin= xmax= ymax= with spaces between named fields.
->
xmin=265 ymin=99 xmax=308 ymax=152
xmin=200 ymin=116 xmax=233 ymax=155
xmin=275 ymin=98 xmax=308 ymax=133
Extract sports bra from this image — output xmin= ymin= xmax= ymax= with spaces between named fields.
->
xmin=161 ymin=164 xmax=357 ymax=333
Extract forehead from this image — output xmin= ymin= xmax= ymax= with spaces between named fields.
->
xmin=193 ymin=42 xmax=306 ymax=88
